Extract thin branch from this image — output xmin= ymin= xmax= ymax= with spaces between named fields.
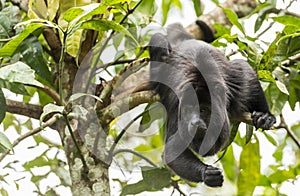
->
xmin=275 ymin=114 xmax=300 ymax=149
xmin=171 ymin=180 xmax=187 ymax=196
xmin=107 ymin=104 xmax=159 ymax=162
xmin=0 ymin=114 xmax=60 ymax=162
xmin=26 ymin=84 xmax=63 ymax=106
xmin=113 ymin=149 xmax=157 ymax=167
xmin=281 ymin=53 xmax=300 ymax=66
xmin=63 ymin=114 xmax=88 ymax=170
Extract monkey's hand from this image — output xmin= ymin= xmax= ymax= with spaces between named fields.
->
xmin=200 ymin=165 xmax=223 ymax=187
xmin=252 ymin=111 xmax=276 ymax=130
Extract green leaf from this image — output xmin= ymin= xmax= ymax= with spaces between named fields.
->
xmin=120 ymin=180 xmax=150 ymax=196
xmin=0 ymin=13 xmax=11 ymax=38
xmin=79 ymin=19 xmax=138 ymax=44
xmin=265 ymin=83 xmax=288 ymax=115
xmin=237 ymin=136 xmax=260 ymax=195
xmin=0 ymin=188 xmax=9 ymax=196
xmin=136 ymin=0 xmax=157 ymax=16
xmin=142 ymin=167 xmax=171 ymax=189
xmin=0 ymin=132 xmax=13 ymax=153
xmin=220 ymin=145 xmax=237 ymax=182
xmin=68 ymin=93 xmax=102 ymax=103
xmin=31 ymin=174 xmax=49 ymax=183
xmin=0 ymin=79 xmax=28 ymax=95
xmin=268 ymin=167 xmax=297 ymax=183
xmin=257 ymin=70 xmax=275 ymax=83
xmin=64 ymin=7 xmax=84 ymax=23
xmin=18 ymin=36 xmax=52 ymax=83
xmin=0 ymin=61 xmax=43 ymax=87
xmin=139 ymin=103 xmax=165 ymax=132
xmin=120 ymin=167 xmax=171 ymax=195
xmin=23 ymin=155 xmax=50 ymax=170
xmin=275 ymin=80 xmax=289 ymax=95
xmin=0 ymin=23 xmax=44 ymax=57
xmin=0 ymin=88 xmax=6 ymax=123
xmin=273 ymin=15 xmax=300 ymax=29
xmin=254 ymin=4 xmax=274 ymax=32
xmin=102 ymin=0 xmax=130 ymax=6
xmin=222 ymin=7 xmax=245 ymax=34
xmin=263 ymin=132 xmax=277 ymax=146
xmin=245 ymin=124 xmax=254 ymax=144
xmin=47 ymin=0 xmax=60 ymax=21
xmin=40 ymin=103 xmax=64 ymax=125
xmin=66 ymin=29 xmax=83 ymax=57
xmin=161 ymin=0 xmax=172 ymax=25
xmin=192 ymin=0 xmax=202 ymax=17
xmin=225 ymin=122 xmax=240 ymax=148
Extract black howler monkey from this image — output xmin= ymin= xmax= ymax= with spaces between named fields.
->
xmin=149 ymin=22 xmax=276 ymax=187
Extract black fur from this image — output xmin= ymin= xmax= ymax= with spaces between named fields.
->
xmin=149 ymin=24 xmax=276 ymax=187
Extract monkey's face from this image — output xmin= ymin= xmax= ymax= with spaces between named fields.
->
xmin=178 ymin=88 xmax=211 ymax=141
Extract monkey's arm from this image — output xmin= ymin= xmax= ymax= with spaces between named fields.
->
xmin=164 ymin=134 xmax=223 ymax=187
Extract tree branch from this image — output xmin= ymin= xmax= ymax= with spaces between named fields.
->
xmin=113 ymin=149 xmax=157 ymax=167
xmin=96 ymin=58 xmax=149 ymax=110
xmin=0 ymin=114 xmax=60 ymax=162
xmin=275 ymin=114 xmax=300 ymax=149
xmin=186 ymin=0 xmax=257 ymax=39
xmin=97 ymin=91 xmax=159 ymax=127
xmin=6 ymin=99 xmax=43 ymax=120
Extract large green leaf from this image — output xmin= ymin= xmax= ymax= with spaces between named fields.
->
xmin=79 ymin=19 xmax=138 ymax=44
xmin=161 ymin=0 xmax=172 ymax=25
xmin=0 ymin=23 xmax=44 ymax=57
xmin=237 ymin=136 xmax=260 ymax=195
xmin=63 ymin=7 xmax=84 ymax=23
xmin=0 ymin=61 xmax=43 ymax=87
xmin=273 ymin=15 xmax=300 ymax=29
xmin=0 ymin=88 xmax=6 ymax=123
xmin=136 ymin=0 xmax=157 ymax=16
xmin=120 ymin=167 xmax=171 ymax=195
xmin=0 ymin=79 xmax=29 ymax=95
xmin=47 ymin=0 xmax=60 ymax=21
xmin=18 ymin=36 xmax=52 ymax=83
xmin=141 ymin=167 xmax=171 ymax=189
xmin=220 ymin=145 xmax=237 ymax=182
xmin=222 ymin=8 xmax=245 ymax=34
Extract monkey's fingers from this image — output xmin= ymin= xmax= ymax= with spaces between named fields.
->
xmin=252 ymin=111 xmax=276 ymax=130
xmin=203 ymin=166 xmax=223 ymax=187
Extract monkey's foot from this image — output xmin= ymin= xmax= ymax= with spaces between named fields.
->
xmin=252 ymin=111 xmax=276 ymax=130
xmin=201 ymin=166 xmax=223 ymax=187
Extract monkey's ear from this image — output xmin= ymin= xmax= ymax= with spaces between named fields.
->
xmin=148 ymin=33 xmax=171 ymax=62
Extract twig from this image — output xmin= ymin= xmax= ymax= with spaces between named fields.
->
xmin=107 ymin=104 xmax=159 ymax=162
xmin=0 ymin=114 xmax=60 ymax=162
xmin=63 ymin=114 xmax=88 ymax=170
xmin=281 ymin=53 xmax=300 ymax=66
xmin=275 ymin=114 xmax=300 ymax=149
xmin=113 ymin=149 xmax=157 ymax=167
xmin=171 ymin=180 xmax=187 ymax=196
xmin=26 ymin=84 xmax=64 ymax=106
